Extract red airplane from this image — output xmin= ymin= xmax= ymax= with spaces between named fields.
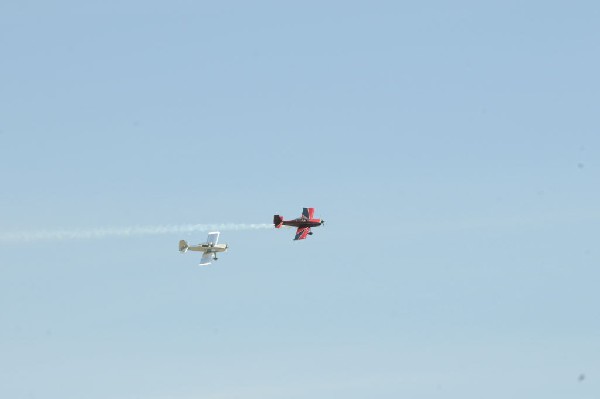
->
xmin=273 ymin=207 xmax=325 ymax=240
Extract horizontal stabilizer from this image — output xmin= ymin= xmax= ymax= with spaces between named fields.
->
xmin=178 ymin=240 xmax=188 ymax=253
xmin=273 ymin=215 xmax=284 ymax=228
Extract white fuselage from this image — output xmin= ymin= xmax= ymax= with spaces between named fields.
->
xmin=187 ymin=243 xmax=228 ymax=253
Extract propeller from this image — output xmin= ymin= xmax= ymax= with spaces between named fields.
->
xmin=321 ymin=220 xmax=325 ymax=226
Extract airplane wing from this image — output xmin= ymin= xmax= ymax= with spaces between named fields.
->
xmin=302 ymin=208 xmax=315 ymax=220
xmin=199 ymin=251 xmax=214 ymax=266
xmin=206 ymin=232 xmax=220 ymax=246
xmin=294 ymin=226 xmax=311 ymax=240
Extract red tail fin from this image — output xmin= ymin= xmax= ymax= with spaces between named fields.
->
xmin=273 ymin=215 xmax=284 ymax=228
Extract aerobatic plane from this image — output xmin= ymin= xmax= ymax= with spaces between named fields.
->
xmin=273 ymin=207 xmax=325 ymax=240
xmin=178 ymin=232 xmax=228 ymax=266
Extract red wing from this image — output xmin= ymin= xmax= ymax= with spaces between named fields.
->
xmin=302 ymin=208 xmax=315 ymax=220
xmin=294 ymin=227 xmax=311 ymax=240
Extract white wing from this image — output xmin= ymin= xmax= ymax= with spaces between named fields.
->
xmin=206 ymin=232 xmax=220 ymax=246
xmin=199 ymin=252 xmax=214 ymax=266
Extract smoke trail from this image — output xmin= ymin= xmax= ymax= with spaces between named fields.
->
xmin=0 ymin=223 xmax=273 ymax=243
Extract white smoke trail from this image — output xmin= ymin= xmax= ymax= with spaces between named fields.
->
xmin=0 ymin=223 xmax=273 ymax=243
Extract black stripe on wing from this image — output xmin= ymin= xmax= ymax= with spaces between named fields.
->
xmin=302 ymin=208 xmax=314 ymax=220
xmin=294 ymin=227 xmax=310 ymax=240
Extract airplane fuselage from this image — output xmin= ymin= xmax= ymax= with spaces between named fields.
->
xmin=282 ymin=219 xmax=323 ymax=228
xmin=187 ymin=243 xmax=228 ymax=253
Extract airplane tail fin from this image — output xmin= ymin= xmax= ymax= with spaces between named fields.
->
xmin=273 ymin=215 xmax=284 ymax=228
xmin=178 ymin=240 xmax=189 ymax=253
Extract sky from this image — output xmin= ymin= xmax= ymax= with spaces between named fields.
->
xmin=1 ymin=1 xmax=600 ymax=398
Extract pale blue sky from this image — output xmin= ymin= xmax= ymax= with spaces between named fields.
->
xmin=1 ymin=1 xmax=600 ymax=398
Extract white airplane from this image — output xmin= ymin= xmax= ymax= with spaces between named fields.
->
xmin=178 ymin=231 xmax=228 ymax=266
